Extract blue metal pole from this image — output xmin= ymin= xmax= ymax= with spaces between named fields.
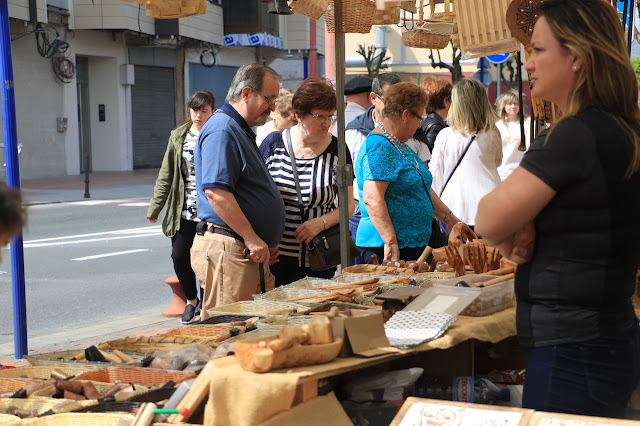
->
xmin=303 ymin=55 xmax=309 ymax=80
xmin=0 ymin=0 xmax=28 ymax=359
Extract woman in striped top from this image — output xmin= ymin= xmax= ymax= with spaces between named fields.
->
xmin=260 ymin=78 xmax=355 ymax=287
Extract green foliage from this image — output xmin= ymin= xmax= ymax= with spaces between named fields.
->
xmin=632 ymin=57 xmax=640 ymax=82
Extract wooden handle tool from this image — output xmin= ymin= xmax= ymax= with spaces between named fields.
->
xmin=416 ymin=246 xmax=433 ymax=263
xmin=482 ymin=273 xmax=515 ymax=287
xmin=131 ymin=402 xmax=157 ymax=426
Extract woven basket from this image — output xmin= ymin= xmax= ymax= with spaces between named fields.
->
xmin=0 ymin=414 xmax=19 ymax=424
xmin=0 ymin=378 xmax=49 ymax=395
xmin=402 ymin=20 xmax=452 ymax=49
xmin=342 ymin=264 xmax=414 ymax=274
xmin=196 ymin=313 xmax=265 ymax=325
xmin=373 ymin=5 xmax=400 ymax=25
xmin=0 ymin=398 xmax=95 ymax=416
xmin=73 ymin=368 xmax=194 ymax=387
xmin=26 ymin=350 xmax=144 ymax=370
xmin=325 ymin=0 xmax=376 ymax=34
xmin=288 ymin=0 xmax=330 ymax=20
xmin=257 ymin=315 xmax=316 ymax=327
xmin=222 ymin=325 xmax=280 ymax=345
xmin=206 ymin=300 xmax=308 ymax=317
xmin=10 ymin=413 xmax=135 ymax=426
xmin=253 ymin=287 xmax=329 ymax=302
xmin=31 ymin=381 xmax=148 ymax=400
xmin=101 ymin=336 xmax=216 ymax=354
xmin=0 ymin=367 xmax=90 ymax=380
xmin=283 ymin=277 xmax=336 ymax=289
xmin=144 ymin=0 xmax=207 ymax=19
xmin=161 ymin=325 xmax=234 ymax=340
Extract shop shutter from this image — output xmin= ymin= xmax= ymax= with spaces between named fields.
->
xmin=132 ymin=65 xmax=176 ymax=169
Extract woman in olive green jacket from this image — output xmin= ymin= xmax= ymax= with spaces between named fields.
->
xmin=147 ymin=90 xmax=215 ymax=324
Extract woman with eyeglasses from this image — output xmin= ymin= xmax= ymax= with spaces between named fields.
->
xmin=430 ymin=78 xmax=502 ymax=231
xmin=355 ymin=82 xmax=475 ymax=263
xmin=259 ymin=78 xmax=355 ymax=286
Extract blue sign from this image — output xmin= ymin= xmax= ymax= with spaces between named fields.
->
xmin=486 ymin=53 xmax=511 ymax=64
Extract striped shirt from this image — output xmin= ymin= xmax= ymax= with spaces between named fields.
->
xmin=260 ymin=130 xmax=352 ymax=267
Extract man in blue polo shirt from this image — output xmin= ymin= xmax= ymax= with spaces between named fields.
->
xmin=192 ymin=64 xmax=285 ymax=319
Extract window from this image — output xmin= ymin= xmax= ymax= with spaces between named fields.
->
xmin=222 ymin=0 xmax=260 ymax=33
xmin=221 ymin=0 xmax=280 ymax=36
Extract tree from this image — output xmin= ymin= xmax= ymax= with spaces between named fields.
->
xmin=428 ymin=41 xmax=462 ymax=82
xmin=632 ymin=57 xmax=640 ymax=83
xmin=356 ymin=43 xmax=390 ymax=78
xmin=496 ymin=57 xmax=518 ymax=90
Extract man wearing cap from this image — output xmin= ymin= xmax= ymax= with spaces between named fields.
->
xmin=344 ymin=73 xmax=431 ymax=264
xmin=331 ymin=76 xmax=373 ymax=137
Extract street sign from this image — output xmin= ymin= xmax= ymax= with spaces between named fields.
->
xmin=473 ymin=69 xmax=493 ymax=86
xmin=486 ymin=53 xmax=511 ymax=64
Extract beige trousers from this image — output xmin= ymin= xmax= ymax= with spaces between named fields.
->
xmin=190 ymin=232 xmax=275 ymax=320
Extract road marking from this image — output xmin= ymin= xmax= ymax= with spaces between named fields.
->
xmin=72 ymin=249 xmax=149 ymax=261
xmin=23 ymin=226 xmax=163 ymax=248
xmin=66 ymin=198 xmax=150 ymax=206
xmin=119 ymin=202 xmax=149 ymax=207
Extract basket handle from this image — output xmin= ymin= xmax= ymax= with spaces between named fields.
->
xmin=419 ymin=0 xmax=424 ymax=25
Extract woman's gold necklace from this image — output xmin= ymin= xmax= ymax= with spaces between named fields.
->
xmin=377 ymin=122 xmax=421 ymax=170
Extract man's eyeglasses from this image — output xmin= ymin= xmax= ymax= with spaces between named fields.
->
xmin=374 ymin=93 xmax=384 ymax=101
xmin=251 ymin=87 xmax=276 ymax=106
xmin=310 ymin=113 xmax=337 ymax=123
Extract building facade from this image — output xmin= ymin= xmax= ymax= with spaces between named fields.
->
xmin=2 ymin=0 xmax=324 ymax=179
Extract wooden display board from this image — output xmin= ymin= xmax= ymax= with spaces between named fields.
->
xmin=455 ymin=0 xmax=519 ymax=59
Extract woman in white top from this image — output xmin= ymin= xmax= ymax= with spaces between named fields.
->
xmin=430 ymin=78 xmax=502 ymax=228
xmin=495 ymin=91 xmax=531 ymax=180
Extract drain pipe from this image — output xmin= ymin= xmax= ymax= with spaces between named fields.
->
xmin=309 ymin=18 xmax=317 ymax=77
xmin=0 ymin=0 xmax=28 ymax=359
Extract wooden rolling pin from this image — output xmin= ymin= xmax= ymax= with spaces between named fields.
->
xmin=481 ymin=273 xmax=515 ymax=287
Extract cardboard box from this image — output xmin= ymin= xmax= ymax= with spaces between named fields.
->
xmin=528 ymin=411 xmax=640 ymax=425
xmin=330 ymin=310 xmax=399 ymax=357
xmin=390 ymin=397 xmax=534 ymax=426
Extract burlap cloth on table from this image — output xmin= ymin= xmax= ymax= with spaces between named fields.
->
xmin=260 ymin=392 xmax=352 ymax=426
xmin=204 ymin=362 xmax=301 ymax=426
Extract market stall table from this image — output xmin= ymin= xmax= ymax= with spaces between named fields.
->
xmin=175 ymin=306 xmax=518 ymax=425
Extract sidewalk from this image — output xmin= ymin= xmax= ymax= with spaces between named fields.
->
xmin=1 ymin=169 xmax=187 ymax=365
xmin=20 ymin=169 xmax=160 ymax=205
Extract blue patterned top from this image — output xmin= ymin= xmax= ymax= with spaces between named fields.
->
xmin=355 ymin=132 xmax=433 ymax=248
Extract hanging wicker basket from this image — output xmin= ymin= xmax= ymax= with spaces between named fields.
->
xmin=288 ymin=0 xmax=330 ymax=20
xmin=373 ymin=5 xmax=401 ymax=25
xmin=144 ymin=0 xmax=207 ymax=19
xmin=401 ymin=0 xmax=453 ymax=50
xmin=325 ymin=0 xmax=376 ymax=34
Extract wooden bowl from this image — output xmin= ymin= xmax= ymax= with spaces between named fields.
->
xmin=234 ymin=336 xmax=343 ymax=373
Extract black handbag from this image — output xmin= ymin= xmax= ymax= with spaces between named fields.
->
xmin=285 ymin=129 xmax=357 ymax=271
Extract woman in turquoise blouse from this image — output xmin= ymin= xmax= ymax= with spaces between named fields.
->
xmin=355 ymin=82 xmax=474 ymax=263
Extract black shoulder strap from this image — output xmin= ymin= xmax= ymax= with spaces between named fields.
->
xmin=440 ymin=134 xmax=477 ymax=197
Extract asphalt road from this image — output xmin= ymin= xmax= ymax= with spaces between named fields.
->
xmin=0 ymin=198 xmax=174 ymax=349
